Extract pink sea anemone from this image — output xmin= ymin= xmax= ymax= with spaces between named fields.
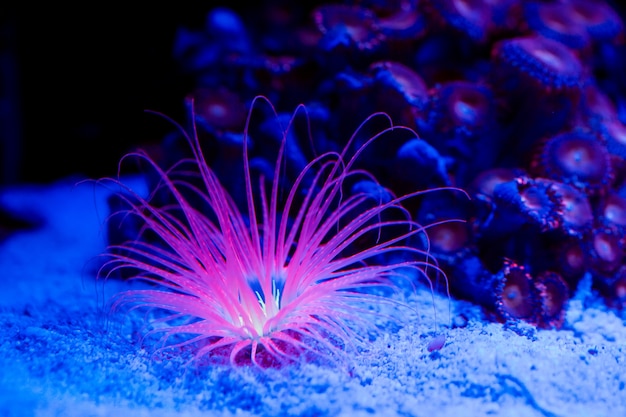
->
xmin=101 ymin=96 xmax=457 ymax=369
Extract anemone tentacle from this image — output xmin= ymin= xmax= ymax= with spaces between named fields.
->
xmin=102 ymin=96 xmax=460 ymax=368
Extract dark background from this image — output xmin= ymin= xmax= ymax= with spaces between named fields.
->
xmin=0 ymin=5 xmax=214 ymax=185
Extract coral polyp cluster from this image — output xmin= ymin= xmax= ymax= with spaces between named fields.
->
xmin=104 ymin=98 xmax=454 ymax=367
xmin=130 ymin=0 xmax=626 ymax=347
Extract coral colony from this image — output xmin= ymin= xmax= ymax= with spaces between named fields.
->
xmin=109 ymin=0 xmax=626 ymax=365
